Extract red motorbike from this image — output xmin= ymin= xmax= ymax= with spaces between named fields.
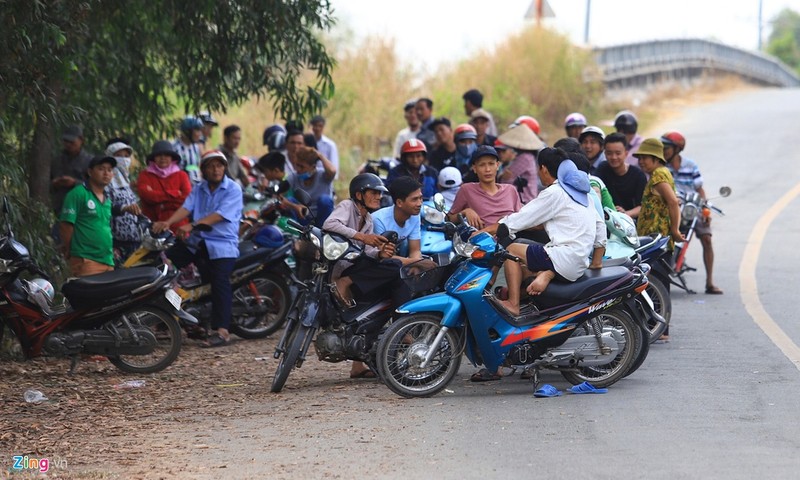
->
xmin=0 ymin=197 xmax=187 ymax=373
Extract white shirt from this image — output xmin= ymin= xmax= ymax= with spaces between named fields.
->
xmin=393 ymin=127 xmax=420 ymax=158
xmin=499 ymin=182 xmax=606 ymax=281
xmin=315 ymin=134 xmax=339 ymax=175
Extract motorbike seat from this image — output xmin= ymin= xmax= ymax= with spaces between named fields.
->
xmin=234 ymin=240 xmax=292 ymax=271
xmin=62 ymin=266 xmax=163 ymax=309
xmin=532 ymin=266 xmax=633 ymax=309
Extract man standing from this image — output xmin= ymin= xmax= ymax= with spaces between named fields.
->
xmin=595 ymin=133 xmax=647 ymax=219
xmin=51 ymin=125 xmax=93 ymax=216
xmin=662 ymin=131 xmax=722 ymax=294
xmin=309 ymin=115 xmax=340 ymax=180
xmin=198 ymin=111 xmax=218 ymax=148
xmin=218 ymin=125 xmax=250 ymax=187
xmin=174 ymin=116 xmax=204 ymax=185
xmin=59 ymin=156 xmax=140 ymax=276
xmin=470 ymin=109 xmax=497 ymax=146
xmin=393 ymin=100 xmax=421 ymax=158
xmin=614 ymin=110 xmax=643 ymax=167
xmin=579 ymin=126 xmax=606 ymax=174
xmin=415 ymin=97 xmax=436 ymax=152
xmin=462 ymin=89 xmax=497 ymax=136
xmin=427 ymin=118 xmax=457 ymax=172
xmin=153 ymin=151 xmax=243 ymax=347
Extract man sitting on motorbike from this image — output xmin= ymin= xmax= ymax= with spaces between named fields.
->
xmin=372 ymin=176 xmax=423 ymax=262
xmin=323 ymin=173 xmax=407 ymax=378
xmin=152 ymin=150 xmax=243 ymax=347
xmin=497 ymin=147 xmax=606 ymax=315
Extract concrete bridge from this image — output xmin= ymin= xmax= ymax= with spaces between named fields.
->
xmin=594 ymin=39 xmax=800 ymax=90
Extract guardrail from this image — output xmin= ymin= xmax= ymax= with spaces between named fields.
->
xmin=594 ymin=39 xmax=800 ymax=89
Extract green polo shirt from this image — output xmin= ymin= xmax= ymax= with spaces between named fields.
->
xmin=60 ymin=183 xmax=114 ymax=266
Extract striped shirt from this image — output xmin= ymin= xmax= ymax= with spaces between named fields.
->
xmin=666 ymin=156 xmax=703 ymax=194
xmin=173 ymin=139 xmax=202 ymax=185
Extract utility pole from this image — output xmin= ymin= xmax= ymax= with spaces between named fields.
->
xmin=584 ymin=0 xmax=592 ymax=44
xmin=757 ymin=0 xmax=763 ymax=51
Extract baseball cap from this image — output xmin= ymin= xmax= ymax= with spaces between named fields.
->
xmin=62 ymin=125 xmax=83 ymax=142
xmin=88 ymin=155 xmax=117 ymax=169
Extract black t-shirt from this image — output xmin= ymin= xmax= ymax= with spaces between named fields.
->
xmin=596 ymin=162 xmax=647 ymax=211
xmin=429 ymin=146 xmax=457 ymax=172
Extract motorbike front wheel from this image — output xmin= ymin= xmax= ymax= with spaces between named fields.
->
xmin=108 ymin=306 xmax=182 ymax=374
xmin=270 ymin=322 xmax=313 ymax=393
xmin=376 ymin=314 xmax=463 ymax=398
xmin=230 ymin=272 xmax=292 ymax=339
xmin=561 ymin=307 xmax=640 ymax=388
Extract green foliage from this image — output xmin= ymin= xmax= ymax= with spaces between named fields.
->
xmin=767 ymin=8 xmax=800 ymax=72
xmin=0 ymin=141 xmax=67 ymax=286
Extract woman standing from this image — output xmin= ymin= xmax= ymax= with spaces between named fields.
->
xmin=137 ymin=140 xmax=192 ymax=234
xmin=105 ymin=139 xmax=142 ymax=262
xmin=635 ymin=138 xmax=685 ymax=342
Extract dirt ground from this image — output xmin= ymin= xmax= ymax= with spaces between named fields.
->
xmin=0 ymin=333 xmax=393 ymax=479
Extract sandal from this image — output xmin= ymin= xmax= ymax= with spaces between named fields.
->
xmin=470 ymin=368 xmax=502 ymax=382
xmin=705 ymin=285 xmax=723 ymax=295
xmin=202 ymin=333 xmax=230 ymax=348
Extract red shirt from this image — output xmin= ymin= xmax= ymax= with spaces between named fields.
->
xmin=450 ymin=183 xmax=521 ymax=225
xmin=136 ymin=170 xmax=192 ymax=233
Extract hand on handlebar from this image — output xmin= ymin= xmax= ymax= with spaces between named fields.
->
xmin=357 ymin=233 xmax=388 ymax=248
xmin=378 ymin=242 xmax=396 ymax=259
xmin=176 ymin=223 xmax=194 ymax=241
xmin=152 ymin=221 xmax=170 ymax=234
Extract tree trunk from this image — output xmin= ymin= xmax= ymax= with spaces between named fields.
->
xmin=27 ymin=117 xmax=55 ymax=208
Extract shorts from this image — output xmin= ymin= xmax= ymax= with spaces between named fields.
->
xmin=525 ymin=243 xmax=555 ymax=272
xmin=693 ymin=217 xmax=712 ymax=237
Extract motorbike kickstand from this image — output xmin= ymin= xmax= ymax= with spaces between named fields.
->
xmin=68 ymin=354 xmax=80 ymax=375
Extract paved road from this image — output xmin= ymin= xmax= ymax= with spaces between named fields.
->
xmin=188 ymin=88 xmax=800 ymax=479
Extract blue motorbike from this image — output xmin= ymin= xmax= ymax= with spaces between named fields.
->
xmin=375 ymin=223 xmax=655 ymax=398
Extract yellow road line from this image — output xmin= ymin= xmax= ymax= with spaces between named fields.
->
xmin=739 ymin=182 xmax=800 ymax=370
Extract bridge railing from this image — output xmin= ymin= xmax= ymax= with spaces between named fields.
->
xmin=594 ymin=39 xmax=800 ymax=88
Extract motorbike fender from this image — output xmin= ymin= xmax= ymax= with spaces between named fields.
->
xmin=395 ymin=293 xmax=463 ymax=328
xmin=299 ymin=295 xmax=321 ymax=328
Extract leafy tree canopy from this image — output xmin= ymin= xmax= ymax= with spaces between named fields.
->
xmin=767 ymin=8 xmax=800 ymax=73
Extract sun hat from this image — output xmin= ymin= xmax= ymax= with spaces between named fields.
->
xmin=497 ymin=124 xmax=545 ymax=151
xmin=105 ymin=141 xmax=133 ymax=157
xmin=146 ymin=140 xmax=181 ymax=163
xmin=557 ymin=160 xmax=590 ymax=207
xmin=633 ymin=137 xmax=665 ymax=163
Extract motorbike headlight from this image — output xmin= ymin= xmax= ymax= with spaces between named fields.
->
xmin=452 ymin=233 xmax=479 ymax=258
xmin=323 ymin=234 xmax=349 ymax=260
xmin=422 ymin=205 xmax=445 ymax=225
xmin=681 ymin=203 xmax=698 ymax=223
xmin=310 ymin=232 xmax=322 ymax=249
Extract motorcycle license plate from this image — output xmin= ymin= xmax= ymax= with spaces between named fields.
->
xmin=165 ymin=289 xmax=182 ymax=310
xmin=640 ymin=290 xmax=655 ymax=310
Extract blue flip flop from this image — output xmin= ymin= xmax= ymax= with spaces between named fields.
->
xmin=567 ymin=381 xmax=608 ymax=394
xmin=533 ymin=384 xmax=562 ymax=398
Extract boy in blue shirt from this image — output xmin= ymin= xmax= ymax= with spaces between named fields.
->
xmin=372 ymin=177 xmax=423 ymax=263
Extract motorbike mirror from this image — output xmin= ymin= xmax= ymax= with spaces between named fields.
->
xmin=496 ymin=223 xmax=513 ymax=248
xmin=277 ymin=180 xmax=291 ymax=195
xmin=293 ymin=187 xmax=313 ymax=207
xmin=718 ymin=186 xmax=731 ymax=198
xmin=432 ymin=193 xmax=446 ymax=213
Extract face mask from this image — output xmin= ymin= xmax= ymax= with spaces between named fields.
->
xmin=114 ymin=156 xmax=131 ymax=171
xmin=297 ymin=172 xmax=312 ymax=181
xmin=456 ymin=143 xmax=477 ymax=159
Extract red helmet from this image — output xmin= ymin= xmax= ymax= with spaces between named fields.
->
xmin=660 ymin=131 xmax=686 ymax=151
xmin=510 ymin=115 xmax=541 ymax=135
xmin=453 ymin=123 xmax=477 ymax=141
xmin=401 ymin=138 xmax=427 ymax=155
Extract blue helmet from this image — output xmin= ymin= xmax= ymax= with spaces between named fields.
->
xmin=254 ymin=225 xmax=285 ymax=249
xmin=180 ymin=116 xmax=203 ymax=136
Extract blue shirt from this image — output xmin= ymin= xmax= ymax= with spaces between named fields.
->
xmin=372 ymin=206 xmax=421 ymax=258
xmin=666 ymin=156 xmax=703 ymax=195
xmin=182 ymin=176 xmax=243 ymax=259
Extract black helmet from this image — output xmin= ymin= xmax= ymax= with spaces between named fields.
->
xmin=349 ymin=173 xmax=388 ymax=201
xmin=262 ymin=124 xmax=286 ymax=146
xmin=613 ymin=111 xmax=638 ymax=135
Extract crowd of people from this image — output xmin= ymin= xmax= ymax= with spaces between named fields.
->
xmin=50 ymin=88 xmax=722 ymax=353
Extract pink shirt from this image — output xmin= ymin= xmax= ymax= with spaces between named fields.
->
xmin=500 ymin=152 xmax=538 ymax=203
xmin=450 ymin=183 xmax=521 ymax=225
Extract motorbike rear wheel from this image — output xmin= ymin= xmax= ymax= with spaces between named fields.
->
xmin=108 ymin=307 xmax=182 ymax=374
xmin=230 ymin=272 xmax=291 ymax=339
xmin=271 ymin=322 xmax=312 ymax=393
xmin=376 ymin=314 xmax=463 ymax=398
xmin=645 ymin=274 xmax=671 ymax=343
xmin=561 ymin=307 xmax=640 ymax=388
